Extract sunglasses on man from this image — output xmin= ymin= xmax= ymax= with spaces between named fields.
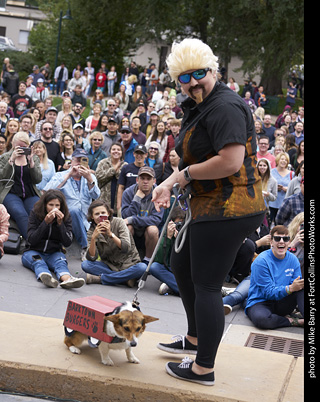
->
xmin=178 ymin=68 xmax=211 ymax=84
xmin=273 ymin=236 xmax=290 ymax=243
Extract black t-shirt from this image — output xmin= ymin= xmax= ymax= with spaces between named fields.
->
xmin=176 ymin=81 xmax=265 ymax=222
xmin=118 ymin=163 xmax=145 ymax=189
xmin=10 ymin=94 xmax=33 ymax=118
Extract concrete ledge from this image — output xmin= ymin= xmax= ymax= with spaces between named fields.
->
xmin=0 ymin=312 xmax=303 ymax=402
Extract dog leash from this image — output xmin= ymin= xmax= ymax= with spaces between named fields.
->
xmin=132 ymin=183 xmax=191 ymax=308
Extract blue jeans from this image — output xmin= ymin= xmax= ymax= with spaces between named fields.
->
xmin=148 ymin=262 xmax=179 ymax=295
xmin=81 ymin=260 xmax=146 ymax=285
xmin=3 ymin=193 xmax=39 ymax=239
xmin=56 ymin=80 xmax=65 ymax=95
xmin=223 ymin=275 xmax=250 ymax=308
xmin=22 ymin=250 xmax=70 ymax=280
xmin=246 ymin=290 xmax=304 ymax=329
xmin=86 ymin=79 xmax=95 ymax=97
xmin=69 ymin=207 xmax=87 ymax=248
xmin=108 ymin=80 xmax=115 ymax=96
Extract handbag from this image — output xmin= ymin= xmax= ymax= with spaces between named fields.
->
xmin=3 ymin=230 xmax=22 ymax=255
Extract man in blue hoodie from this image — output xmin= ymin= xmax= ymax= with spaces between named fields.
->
xmin=121 ymin=166 xmax=163 ymax=263
xmin=245 ymin=225 xmax=304 ymax=329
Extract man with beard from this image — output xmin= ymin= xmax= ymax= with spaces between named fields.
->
xmin=10 ymin=82 xmax=33 ymax=118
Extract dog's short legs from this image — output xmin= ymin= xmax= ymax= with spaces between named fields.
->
xmin=69 ymin=345 xmax=81 ymax=354
xmin=98 ymin=343 xmax=114 ymax=366
xmin=126 ymin=347 xmax=140 ymax=364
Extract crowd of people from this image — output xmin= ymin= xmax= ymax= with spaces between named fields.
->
xmin=0 ymin=54 xmax=304 ymax=333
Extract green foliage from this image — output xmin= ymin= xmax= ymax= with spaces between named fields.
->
xmin=1 ymin=50 xmax=37 ymax=81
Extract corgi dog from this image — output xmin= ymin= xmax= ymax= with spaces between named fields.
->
xmin=64 ymin=301 xmax=158 ymax=366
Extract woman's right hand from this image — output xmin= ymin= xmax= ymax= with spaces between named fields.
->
xmin=152 ymin=185 xmax=171 ymax=212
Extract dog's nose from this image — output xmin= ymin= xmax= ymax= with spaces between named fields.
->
xmin=130 ymin=340 xmax=137 ymax=347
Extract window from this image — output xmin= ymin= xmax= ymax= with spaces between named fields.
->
xmin=0 ymin=0 xmax=6 ymax=11
xmin=19 ymin=30 xmax=30 ymax=45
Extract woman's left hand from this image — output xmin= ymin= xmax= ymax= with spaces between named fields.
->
xmin=27 ymin=146 xmax=35 ymax=168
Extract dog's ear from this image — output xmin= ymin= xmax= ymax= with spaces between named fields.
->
xmin=143 ymin=315 xmax=159 ymax=324
xmin=104 ymin=314 xmax=120 ymax=324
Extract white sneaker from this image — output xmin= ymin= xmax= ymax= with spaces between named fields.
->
xmin=159 ymin=283 xmax=169 ymax=295
xmin=60 ymin=276 xmax=85 ymax=289
xmin=39 ymin=272 xmax=59 ymax=288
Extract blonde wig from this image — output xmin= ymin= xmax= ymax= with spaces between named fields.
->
xmin=166 ymin=38 xmax=219 ymax=83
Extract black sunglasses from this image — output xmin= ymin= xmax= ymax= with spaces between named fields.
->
xmin=273 ymin=236 xmax=290 ymax=242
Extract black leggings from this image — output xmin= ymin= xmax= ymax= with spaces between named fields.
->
xmin=171 ymin=213 xmax=264 ymax=369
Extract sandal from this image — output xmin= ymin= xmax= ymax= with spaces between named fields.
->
xmin=290 ymin=317 xmax=304 ymax=327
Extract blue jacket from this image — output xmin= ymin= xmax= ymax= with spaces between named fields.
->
xmin=245 ymin=249 xmax=301 ymax=313
xmin=123 ymin=138 xmax=138 ymax=164
xmin=121 ymin=183 xmax=163 ymax=229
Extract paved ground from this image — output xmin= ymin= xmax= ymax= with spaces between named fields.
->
xmin=0 ymin=245 xmax=304 ymax=401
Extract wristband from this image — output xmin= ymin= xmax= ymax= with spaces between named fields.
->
xmin=286 ymin=285 xmax=292 ymax=295
xmin=183 ymin=166 xmax=193 ymax=182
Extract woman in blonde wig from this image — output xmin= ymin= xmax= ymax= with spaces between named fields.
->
xmin=153 ymin=38 xmax=266 ymax=385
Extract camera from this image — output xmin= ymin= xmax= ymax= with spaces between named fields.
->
xmin=20 ymin=146 xmax=31 ymax=156
xmin=175 ymin=221 xmax=183 ymax=231
xmin=80 ymin=157 xmax=89 ymax=168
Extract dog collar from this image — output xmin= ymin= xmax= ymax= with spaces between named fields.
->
xmin=110 ymin=336 xmax=126 ymax=344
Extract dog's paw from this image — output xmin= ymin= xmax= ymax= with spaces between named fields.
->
xmin=101 ymin=356 xmax=114 ymax=366
xmin=69 ymin=345 xmax=81 ymax=354
xmin=127 ymin=352 xmax=140 ymax=364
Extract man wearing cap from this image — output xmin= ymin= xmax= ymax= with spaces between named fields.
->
xmin=44 ymin=148 xmax=100 ymax=259
xmin=119 ymin=125 xmax=138 ymax=164
xmin=117 ymin=144 xmax=148 ymax=212
xmin=30 ymin=65 xmax=45 ymax=86
xmin=131 ymin=116 xmax=146 ymax=145
xmin=121 ymin=166 xmax=163 ymax=263
xmin=99 ymin=117 xmax=121 ymax=155
xmin=9 ymin=81 xmax=33 ymax=118
xmin=73 ymin=123 xmax=90 ymax=150
xmin=35 ymin=106 xmax=62 ymax=142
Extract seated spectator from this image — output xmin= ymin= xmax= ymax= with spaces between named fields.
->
xmin=285 ymin=161 xmax=304 ymax=198
xmin=100 ymin=117 xmax=121 ymax=155
xmin=293 ymin=122 xmax=304 ymax=146
xmin=145 ymin=141 xmax=164 ymax=184
xmin=0 ymin=100 xmax=9 ymax=134
xmin=56 ymin=97 xmax=72 ymax=126
xmin=130 ymin=116 xmax=146 ymax=145
xmin=275 ymin=177 xmax=304 ymax=227
xmin=257 ymin=135 xmax=275 ymax=168
xmin=87 ymin=131 xmax=108 ymax=172
xmin=0 ymin=133 xmax=6 ymax=156
xmin=163 ymin=118 xmax=181 ymax=162
xmin=93 ymin=114 xmax=109 ymax=134
xmin=288 ymin=212 xmax=304 ymax=277
xmin=262 ymin=114 xmax=276 ymax=143
xmin=69 ymin=102 xmax=86 ymax=129
xmin=129 ymin=85 xmax=147 ymax=112
xmin=70 ymin=85 xmax=87 ymax=114
xmin=20 ymin=114 xmax=36 ymax=142
xmin=116 ymin=144 xmax=148 ymax=212
xmin=4 ymin=117 xmax=20 ymax=151
xmin=292 ymin=140 xmax=304 ymax=171
xmin=257 ymin=158 xmax=277 ymax=226
xmin=10 ymin=81 xmax=33 ymax=119
xmin=121 ymin=166 xmax=164 ymax=263
xmin=35 ymin=106 xmax=62 ymax=142
xmin=43 ymin=148 xmax=100 ymax=259
xmin=95 ymin=142 xmax=127 ymax=215
xmin=161 ymin=148 xmax=180 ymax=184
xmin=32 ymin=78 xmax=50 ymax=103
xmin=269 ymin=152 xmax=292 ymax=224
xmin=0 ymin=204 xmax=10 ymax=259
xmin=58 ymin=131 xmax=75 ymax=171
xmin=60 ymin=114 xmax=73 ymax=134
xmin=85 ymin=102 xmax=102 ymax=135
xmin=242 ymin=91 xmax=256 ymax=114
xmin=36 ymin=121 xmax=63 ymax=171
xmin=82 ymin=199 xmax=146 ymax=287
xmin=149 ymin=206 xmax=186 ymax=296
xmin=159 ymin=102 xmax=175 ymax=123
xmin=169 ymin=96 xmax=182 ymax=119
xmin=102 ymin=98 xmax=121 ymax=122
xmin=245 ymin=225 xmax=304 ymax=329
xmin=21 ymin=190 xmax=85 ymax=289
xmin=32 ymin=140 xmax=56 ymax=192
xmin=141 ymin=110 xmax=159 ymax=138
xmin=145 ymin=120 xmax=168 ymax=161
xmin=119 ymin=125 xmax=138 ymax=163
xmin=0 ymin=132 xmax=42 ymax=239
xmin=130 ymin=102 xmax=146 ymax=126
xmin=115 ymin=83 xmax=129 ymax=112
xmin=68 ymin=71 xmax=85 ymax=94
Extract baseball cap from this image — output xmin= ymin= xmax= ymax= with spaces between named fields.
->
xmin=33 ymin=65 xmax=39 ymax=70
xmin=134 ymin=144 xmax=147 ymax=154
xmin=138 ymin=166 xmax=155 ymax=178
xmin=45 ymin=106 xmax=58 ymax=114
xmin=107 ymin=117 xmax=118 ymax=124
xmin=72 ymin=148 xmax=88 ymax=158
xmin=120 ymin=125 xmax=131 ymax=133
xmin=148 ymin=141 xmax=160 ymax=150
xmin=73 ymin=123 xmax=84 ymax=129
xmin=62 ymin=90 xmax=71 ymax=96
xmin=37 ymin=78 xmax=44 ymax=83
xmin=150 ymin=111 xmax=159 ymax=116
